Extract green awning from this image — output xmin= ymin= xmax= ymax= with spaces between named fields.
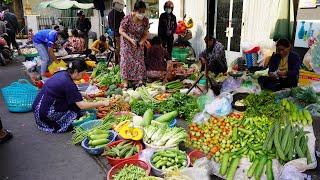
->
xmin=39 ymin=0 xmax=94 ymax=10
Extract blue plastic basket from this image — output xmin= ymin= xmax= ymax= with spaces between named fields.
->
xmin=154 ymin=114 xmax=177 ymax=128
xmin=79 ymin=120 xmax=102 ymax=131
xmin=81 ymin=130 xmax=117 ymax=155
xmin=1 ymin=79 xmax=39 ymax=112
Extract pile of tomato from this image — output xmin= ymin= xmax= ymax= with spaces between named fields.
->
xmin=187 ymin=112 xmax=243 ymax=162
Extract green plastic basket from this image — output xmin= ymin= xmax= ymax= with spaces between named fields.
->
xmin=172 ymin=48 xmax=190 ymax=62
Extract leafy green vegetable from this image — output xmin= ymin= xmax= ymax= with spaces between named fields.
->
xmin=244 ymin=91 xmax=284 ymax=120
xmin=130 ymin=98 xmax=157 ymax=116
xmin=291 ymin=87 xmax=319 ymax=106
xmin=158 ymin=92 xmax=200 ymax=122
xmin=130 ymin=92 xmax=199 ymax=122
xmin=96 ymin=65 xmax=122 ymax=86
xmin=91 ymin=62 xmax=108 ymax=78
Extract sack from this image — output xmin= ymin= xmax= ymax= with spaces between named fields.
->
xmin=48 ymin=60 xmax=67 ymax=74
xmin=1 ymin=79 xmax=39 ymax=112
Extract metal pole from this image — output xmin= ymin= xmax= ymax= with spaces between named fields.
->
xmin=227 ymin=0 xmax=233 ymax=51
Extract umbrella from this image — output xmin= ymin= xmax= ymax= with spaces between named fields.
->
xmin=39 ymin=0 xmax=94 ymax=10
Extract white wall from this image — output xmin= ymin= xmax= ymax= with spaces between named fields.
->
xmin=91 ymin=10 xmax=102 ymax=37
xmin=184 ymin=0 xmax=207 ymax=57
xmin=148 ymin=0 xmax=183 ymax=35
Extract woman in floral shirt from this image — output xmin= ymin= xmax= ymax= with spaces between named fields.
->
xmin=64 ymin=29 xmax=85 ymax=54
xmin=119 ymin=0 xmax=149 ymax=88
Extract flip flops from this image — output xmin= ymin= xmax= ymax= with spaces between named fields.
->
xmin=0 ymin=130 xmax=13 ymax=144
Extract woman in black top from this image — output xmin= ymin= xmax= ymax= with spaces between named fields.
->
xmin=158 ymin=1 xmax=177 ymax=56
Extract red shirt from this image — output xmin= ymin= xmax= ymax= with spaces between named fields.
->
xmin=145 ymin=45 xmax=170 ymax=71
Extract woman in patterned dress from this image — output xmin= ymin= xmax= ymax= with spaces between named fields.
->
xmin=63 ymin=29 xmax=85 ymax=54
xmin=119 ymin=0 xmax=149 ymax=88
xmin=32 ymin=60 xmax=110 ymax=133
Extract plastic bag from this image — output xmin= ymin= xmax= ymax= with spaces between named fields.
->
xmin=303 ymin=48 xmax=313 ymax=71
xmin=85 ymin=85 xmax=100 ymax=95
xmin=139 ymin=148 xmax=155 ymax=163
xmin=235 ymin=77 xmax=261 ymax=94
xmin=48 ymin=60 xmax=67 ymax=74
xmin=197 ymin=89 xmax=215 ymax=110
xmin=164 ymin=168 xmax=210 ymax=180
xmin=22 ymin=61 xmax=37 ymax=70
xmin=205 ymin=92 xmax=233 ymax=117
xmin=257 ymin=49 xmax=273 ymax=67
xmin=311 ymin=34 xmax=320 ymax=74
xmin=193 ymin=157 xmax=215 ymax=175
xmin=221 ymin=77 xmax=242 ymax=93
xmin=279 ymin=166 xmax=306 ymax=180
xmin=305 ymin=104 xmax=320 ymax=117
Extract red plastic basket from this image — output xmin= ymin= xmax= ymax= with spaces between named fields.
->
xmin=107 ymin=159 xmax=151 ymax=180
xmin=188 ymin=150 xmax=205 ymax=166
xmin=105 ymin=140 xmax=143 ymax=166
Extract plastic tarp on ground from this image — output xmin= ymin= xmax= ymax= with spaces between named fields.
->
xmin=39 ymin=0 xmax=94 ymax=10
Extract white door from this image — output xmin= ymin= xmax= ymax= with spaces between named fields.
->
xmin=215 ymin=0 xmax=244 ymax=64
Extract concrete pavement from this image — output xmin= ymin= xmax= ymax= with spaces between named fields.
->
xmin=0 ymin=59 xmax=106 ymax=180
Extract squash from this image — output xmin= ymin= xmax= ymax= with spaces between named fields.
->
xmin=118 ymin=125 xmax=144 ymax=141
xmin=118 ymin=125 xmax=132 ymax=139
xmin=114 ymin=120 xmax=131 ymax=132
xmin=131 ymin=128 xmax=143 ymax=141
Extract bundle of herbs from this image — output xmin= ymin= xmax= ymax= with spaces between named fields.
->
xmin=244 ymin=91 xmax=284 ymax=120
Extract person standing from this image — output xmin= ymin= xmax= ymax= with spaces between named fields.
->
xmin=119 ymin=0 xmax=149 ymax=88
xmin=32 ymin=29 xmax=60 ymax=79
xmin=108 ymin=0 xmax=125 ymax=64
xmin=1 ymin=5 xmax=19 ymax=51
xmin=76 ymin=10 xmax=91 ymax=49
xmin=158 ymin=1 xmax=177 ymax=56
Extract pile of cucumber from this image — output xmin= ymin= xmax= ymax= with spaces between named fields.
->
xmin=263 ymin=122 xmax=312 ymax=164
xmin=165 ymin=80 xmax=184 ymax=91
xmin=87 ymin=129 xmax=110 ymax=148
xmin=104 ymin=141 xmax=140 ymax=159
xmin=151 ymin=149 xmax=188 ymax=170
xmin=73 ymin=112 xmax=92 ymax=124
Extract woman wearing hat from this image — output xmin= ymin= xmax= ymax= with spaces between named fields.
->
xmin=158 ymin=1 xmax=177 ymax=56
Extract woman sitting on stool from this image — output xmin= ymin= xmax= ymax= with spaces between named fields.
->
xmin=145 ymin=36 xmax=171 ymax=81
xmin=258 ymin=39 xmax=302 ymax=91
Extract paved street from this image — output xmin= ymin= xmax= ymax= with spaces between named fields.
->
xmin=0 ymin=59 xmax=106 ymax=180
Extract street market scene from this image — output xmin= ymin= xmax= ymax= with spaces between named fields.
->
xmin=1 ymin=0 xmax=320 ymax=179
